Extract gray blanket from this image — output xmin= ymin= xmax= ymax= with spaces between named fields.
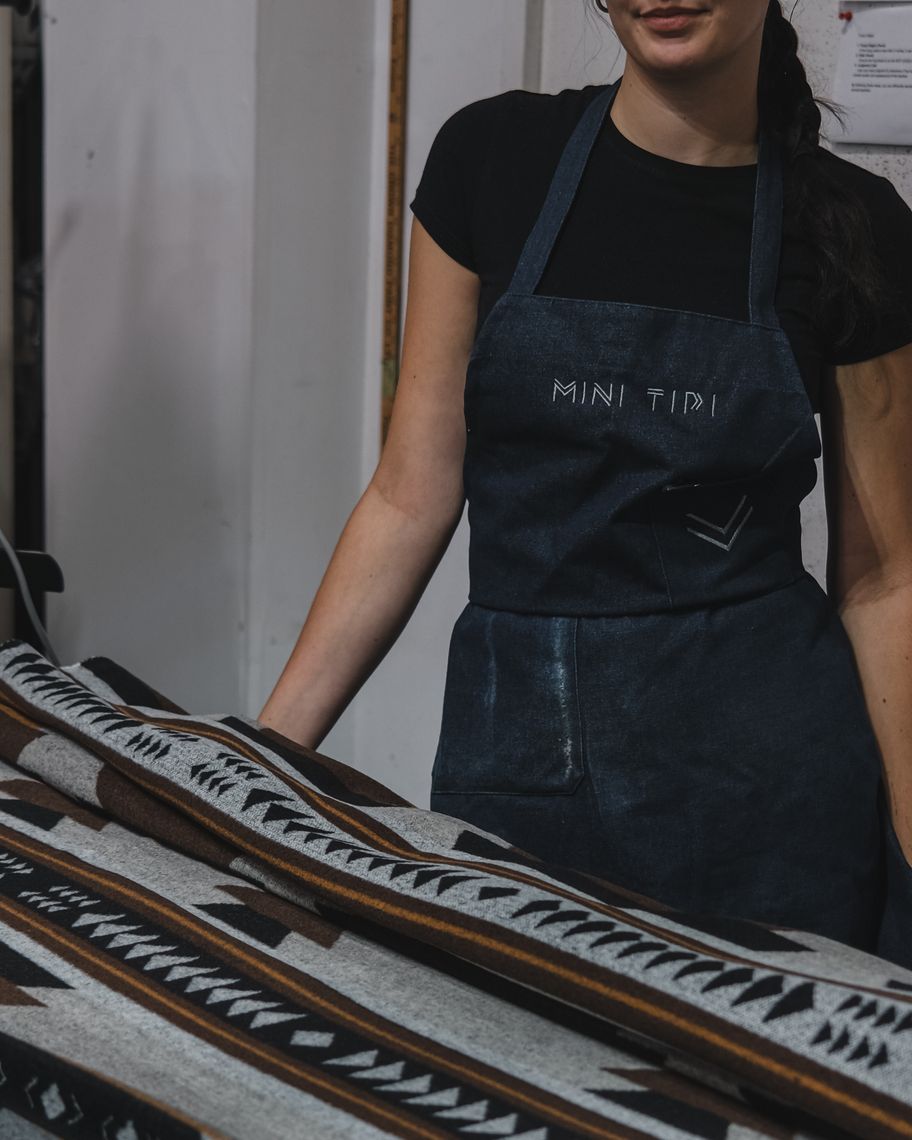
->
xmin=0 ymin=639 xmax=910 ymax=1140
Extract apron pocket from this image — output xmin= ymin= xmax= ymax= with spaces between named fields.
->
xmin=432 ymin=604 xmax=585 ymax=795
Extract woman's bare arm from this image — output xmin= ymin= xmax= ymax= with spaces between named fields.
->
xmin=257 ymin=218 xmax=481 ymax=748
xmin=822 ymin=341 xmax=912 ymax=859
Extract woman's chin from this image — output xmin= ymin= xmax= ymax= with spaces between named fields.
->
xmin=634 ymin=45 xmax=723 ymax=79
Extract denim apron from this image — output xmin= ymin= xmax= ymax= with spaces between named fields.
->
xmin=431 ymin=79 xmax=912 ymax=968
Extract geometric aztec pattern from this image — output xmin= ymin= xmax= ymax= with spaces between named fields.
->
xmin=0 ymin=1026 xmax=203 ymax=1139
xmin=0 ymin=639 xmax=909 ymax=1140
xmin=0 ymin=850 xmax=593 ymax=1139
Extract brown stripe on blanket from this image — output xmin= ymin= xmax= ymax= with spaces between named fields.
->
xmin=0 ymin=687 xmax=425 ymax=860
xmin=0 ymin=696 xmax=45 ymax=756
xmin=211 ymin=883 xmax=342 ymax=949
xmin=119 ymin=710 xmax=441 ymax=857
xmin=96 ymin=764 xmax=238 ymax=870
xmin=79 ymin=704 xmax=688 ymax=919
xmin=0 ymin=778 xmax=106 ymax=832
xmin=0 ymin=696 xmax=243 ymax=870
xmin=0 ymin=823 xmax=649 ymax=1140
xmin=0 ymin=978 xmax=43 ymax=1006
xmin=307 ymin=900 xmax=853 ymax=1140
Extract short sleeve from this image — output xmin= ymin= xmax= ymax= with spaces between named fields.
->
xmin=408 ymin=96 xmax=498 ymax=273
xmin=825 ymin=175 xmax=912 ymax=365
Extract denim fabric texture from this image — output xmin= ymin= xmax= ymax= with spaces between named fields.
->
xmin=431 ymin=79 xmax=912 ymax=967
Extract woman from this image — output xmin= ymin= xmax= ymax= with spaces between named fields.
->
xmin=260 ymin=1 xmax=912 ymax=966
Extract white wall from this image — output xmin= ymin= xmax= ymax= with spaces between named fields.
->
xmin=44 ymin=0 xmax=256 ymax=709
xmin=541 ymin=0 xmax=625 ymax=89
xmin=246 ymin=0 xmax=377 ymax=765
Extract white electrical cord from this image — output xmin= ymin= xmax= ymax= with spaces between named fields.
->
xmin=0 ymin=523 xmax=61 ymax=666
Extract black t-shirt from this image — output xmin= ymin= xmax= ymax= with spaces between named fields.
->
xmin=408 ymin=84 xmax=912 ymax=414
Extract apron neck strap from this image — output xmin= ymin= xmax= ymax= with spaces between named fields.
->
xmin=748 ymin=128 xmax=784 ymax=327
xmin=506 ymin=77 xmax=784 ymax=330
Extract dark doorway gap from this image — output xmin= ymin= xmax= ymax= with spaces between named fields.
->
xmin=11 ymin=1 xmax=44 ymax=646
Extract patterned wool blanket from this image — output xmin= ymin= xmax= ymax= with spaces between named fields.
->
xmin=0 ymin=639 xmax=910 ymax=1140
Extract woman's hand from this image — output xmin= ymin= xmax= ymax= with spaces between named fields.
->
xmin=257 ymin=217 xmax=481 ymax=749
xmin=823 ymin=341 xmax=912 ymax=861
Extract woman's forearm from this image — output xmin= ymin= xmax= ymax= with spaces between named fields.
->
xmin=838 ymin=578 xmax=912 ymax=858
xmin=257 ymin=478 xmax=464 ymax=749
xmin=256 ymin=212 xmax=478 ymax=750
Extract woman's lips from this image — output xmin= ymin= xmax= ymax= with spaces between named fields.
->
xmin=639 ymin=9 xmax=708 ymax=33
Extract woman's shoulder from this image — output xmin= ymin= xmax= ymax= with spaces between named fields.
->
xmin=449 ymin=82 xmax=606 ymax=119
xmin=809 ymin=148 xmax=912 ymax=364
xmin=410 ymin=85 xmax=604 ymax=271
xmin=813 ymin=145 xmax=912 ymax=220
xmin=426 ymin=83 xmax=605 ymax=157
xmin=808 ymin=147 xmax=912 ymax=270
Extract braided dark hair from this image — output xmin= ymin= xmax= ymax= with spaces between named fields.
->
xmin=592 ymin=0 xmax=892 ymax=348
xmin=759 ymin=0 xmax=889 ymax=347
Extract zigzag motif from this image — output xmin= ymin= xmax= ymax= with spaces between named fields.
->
xmin=235 ymin=797 xmax=910 ymax=1072
xmin=0 ymin=852 xmax=32 ymax=878
xmin=6 ymin=653 xmax=197 ymax=764
xmin=0 ymin=846 xmax=581 ymax=1139
xmin=215 ymin=751 xmax=263 ymax=781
